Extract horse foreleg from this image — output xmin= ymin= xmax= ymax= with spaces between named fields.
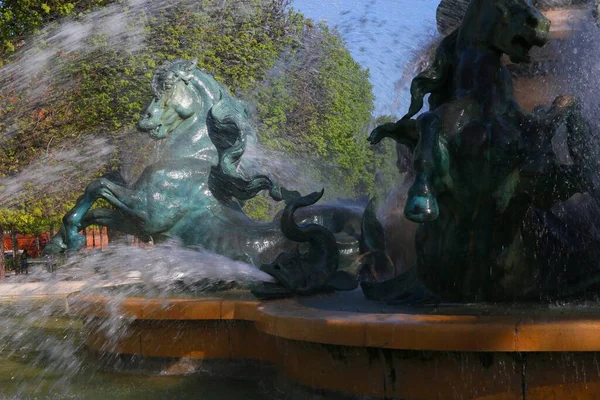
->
xmin=404 ymin=112 xmax=444 ymax=222
xmin=82 ymin=209 xmax=151 ymax=242
xmin=44 ymin=209 xmax=151 ymax=254
xmin=520 ymin=96 xmax=594 ymax=208
xmin=367 ymin=119 xmax=419 ymax=150
xmin=521 ymin=165 xmax=583 ymax=209
xmin=62 ymin=178 xmax=148 ymax=250
xmin=562 ymin=97 xmax=600 ymax=202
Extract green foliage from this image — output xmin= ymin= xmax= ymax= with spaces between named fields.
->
xmin=0 ymin=200 xmax=66 ymax=234
xmin=0 ymin=0 xmax=109 ymax=64
xmin=367 ymin=115 xmax=401 ymax=201
xmin=0 ymin=0 xmax=396 ymax=227
xmin=250 ymin=23 xmax=393 ymax=199
xmin=242 ymin=194 xmax=273 ymax=222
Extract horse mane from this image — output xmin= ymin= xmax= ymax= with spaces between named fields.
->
xmin=153 ymin=59 xmax=284 ymax=206
xmin=206 ymin=86 xmax=293 ymax=205
xmin=153 ymin=59 xmax=258 ymax=150
xmin=402 ymin=28 xmax=458 ymax=120
xmin=188 ymin=67 xmax=225 ymax=102
xmin=187 ymin=67 xmax=283 ymax=205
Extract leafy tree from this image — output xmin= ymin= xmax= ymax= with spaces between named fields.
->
xmin=250 ymin=22 xmax=386 ymax=199
xmin=367 ymin=115 xmax=402 ymax=200
xmin=0 ymin=0 xmax=396 ymax=240
xmin=0 ymin=0 xmax=112 ymax=64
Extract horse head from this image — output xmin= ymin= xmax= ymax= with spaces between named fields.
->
xmin=461 ymin=0 xmax=550 ymax=63
xmin=137 ymin=59 xmax=209 ymax=140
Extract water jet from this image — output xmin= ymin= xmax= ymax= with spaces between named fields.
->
xmin=6 ymin=0 xmax=600 ymax=398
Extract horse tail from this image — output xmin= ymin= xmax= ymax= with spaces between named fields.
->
xmin=402 ymin=28 xmax=458 ymax=120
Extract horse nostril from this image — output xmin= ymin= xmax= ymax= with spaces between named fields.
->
xmin=526 ymin=16 xmax=539 ymax=27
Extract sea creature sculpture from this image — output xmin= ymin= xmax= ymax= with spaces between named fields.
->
xmin=253 ymin=192 xmax=391 ymax=299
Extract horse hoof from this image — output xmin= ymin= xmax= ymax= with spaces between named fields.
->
xmin=367 ymin=124 xmax=388 ymax=144
xmin=42 ymin=242 xmax=66 ymax=255
xmin=66 ymin=233 xmax=86 ymax=251
xmin=251 ymin=282 xmax=293 ymax=300
xmin=404 ymin=194 xmax=439 ymax=223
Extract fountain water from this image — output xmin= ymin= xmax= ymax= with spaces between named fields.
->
xmin=6 ymin=0 xmax=600 ymax=399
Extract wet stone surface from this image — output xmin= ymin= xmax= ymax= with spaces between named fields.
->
xmin=299 ymin=289 xmax=600 ymax=317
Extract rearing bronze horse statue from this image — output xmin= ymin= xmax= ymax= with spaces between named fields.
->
xmin=44 ymin=59 xmax=393 ymax=298
xmin=369 ymin=0 xmax=599 ymax=302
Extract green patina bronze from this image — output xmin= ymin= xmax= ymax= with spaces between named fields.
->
xmin=45 ymin=0 xmax=599 ymax=303
xmin=44 ymin=59 xmax=391 ymax=298
xmin=368 ymin=0 xmax=600 ymax=302
xmin=253 ymin=193 xmax=391 ymax=299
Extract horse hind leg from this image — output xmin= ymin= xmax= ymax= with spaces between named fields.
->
xmin=404 ymin=112 xmax=442 ymax=223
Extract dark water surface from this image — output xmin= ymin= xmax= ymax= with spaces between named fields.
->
xmin=0 ymin=364 xmax=272 ymax=400
xmin=300 ymin=289 xmax=600 ymax=317
xmin=0 ymin=314 xmax=289 ymax=400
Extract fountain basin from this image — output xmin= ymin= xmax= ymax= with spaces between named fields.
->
xmin=69 ymin=291 xmax=600 ymax=399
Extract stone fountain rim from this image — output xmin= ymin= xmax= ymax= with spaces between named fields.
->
xmin=68 ymin=293 xmax=600 ymax=352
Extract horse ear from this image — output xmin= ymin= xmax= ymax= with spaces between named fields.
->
xmin=494 ymin=2 xmax=509 ymax=19
xmin=187 ymin=58 xmax=198 ymax=71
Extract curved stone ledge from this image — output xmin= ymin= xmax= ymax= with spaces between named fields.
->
xmin=68 ymin=294 xmax=259 ymax=321
xmin=69 ymin=293 xmax=600 ymax=352
xmin=68 ymin=293 xmax=600 ymax=399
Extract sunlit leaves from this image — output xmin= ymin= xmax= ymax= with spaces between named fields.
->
xmin=0 ymin=0 xmax=396 ymax=228
xmin=0 ymin=0 xmax=86 ymax=63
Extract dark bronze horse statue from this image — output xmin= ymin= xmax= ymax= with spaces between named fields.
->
xmin=369 ymin=0 xmax=599 ymax=302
